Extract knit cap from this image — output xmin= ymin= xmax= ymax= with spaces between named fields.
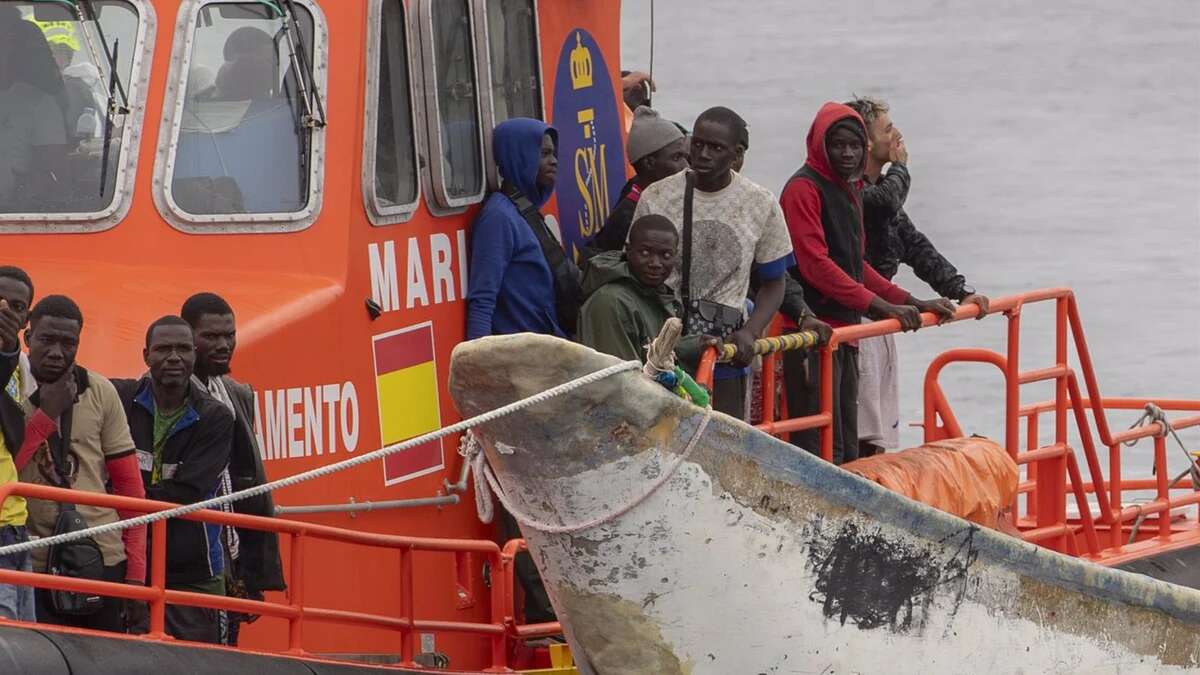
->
xmin=626 ymin=106 xmax=685 ymax=165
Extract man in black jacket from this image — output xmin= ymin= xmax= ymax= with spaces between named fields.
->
xmin=113 ymin=315 xmax=234 ymax=644
xmin=846 ymin=97 xmax=990 ymax=457
xmin=181 ymin=292 xmax=284 ymax=645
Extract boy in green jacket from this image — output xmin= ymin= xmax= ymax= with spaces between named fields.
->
xmin=579 ymin=215 xmax=681 ymax=362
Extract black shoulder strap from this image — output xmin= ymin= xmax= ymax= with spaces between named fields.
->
xmin=681 ymin=170 xmax=696 ymax=319
xmin=29 ymin=367 xmax=87 ymax=493
xmin=500 ymin=182 xmax=583 ymax=334
xmin=49 ymin=409 xmax=74 ymax=492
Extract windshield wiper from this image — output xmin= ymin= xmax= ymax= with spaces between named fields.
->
xmin=277 ymin=0 xmax=327 ymax=129
xmin=64 ymin=0 xmax=130 ymax=196
xmin=74 ymin=0 xmax=130 ymax=114
xmin=97 ymin=37 xmax=120 ymax=197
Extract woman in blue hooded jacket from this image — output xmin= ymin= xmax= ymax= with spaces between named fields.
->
xmin=466 ymin=118 xmax=564 ymax=340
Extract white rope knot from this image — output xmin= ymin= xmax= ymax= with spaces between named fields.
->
xmin=643 ymin=317 xmax=683 ymax=379
xmin=460 ymin=430 xmax=493 ymax=525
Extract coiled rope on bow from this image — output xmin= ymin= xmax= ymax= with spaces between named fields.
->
xmin=0 ymin=359 xmax=642 ymax=558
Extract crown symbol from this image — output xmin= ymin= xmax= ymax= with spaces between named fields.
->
xmin=570 ymin=32 xmax=593 ymax=90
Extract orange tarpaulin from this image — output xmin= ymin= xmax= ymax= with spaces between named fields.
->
xmin=843 ymin=437 xmax=1019 ymax=530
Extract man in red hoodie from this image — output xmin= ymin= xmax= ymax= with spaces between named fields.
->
xmin=780 ymin=103 xmax=954 ymax=464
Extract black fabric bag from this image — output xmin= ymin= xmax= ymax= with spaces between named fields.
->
xmin=34 ymin=370 xmax=106 ymax=616
xmin=680 ymin=170 xmax=744 ymax=341
xmin=502 ymin=182 xmax=584 ymax=336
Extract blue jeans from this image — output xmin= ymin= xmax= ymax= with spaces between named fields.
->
xmin=0 ymin=525 xmax=35 ymax=621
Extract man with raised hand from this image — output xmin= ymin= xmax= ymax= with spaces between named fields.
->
xmin=17 ymin=295 xmax=146 ymax=633
xmin=0 ymin=293 xmax=35 ymax=621
xmin=845 ymin=97 xmax=990 ymax=457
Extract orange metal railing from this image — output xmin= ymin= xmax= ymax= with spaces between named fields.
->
xmin=697 ymin=288 xmax=1200 ymax=564
xmin=0 ymin=482 xmax=560 ymax=672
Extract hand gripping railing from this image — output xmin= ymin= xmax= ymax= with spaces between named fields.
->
xmin=695 ymin=287 xmax=1200 ymax=563
xmin=0 ymin=482 xmax=558 ymax=672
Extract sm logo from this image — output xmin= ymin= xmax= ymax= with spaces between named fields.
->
xmin=551 ymin=30 xmax=626 ymax=260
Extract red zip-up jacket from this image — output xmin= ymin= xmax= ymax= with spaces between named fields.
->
xmin=781 ymin=102 xmax=910 ymax=334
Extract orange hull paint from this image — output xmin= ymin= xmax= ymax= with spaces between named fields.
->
xmin=4 ymin=0 xmax=626 ymax=669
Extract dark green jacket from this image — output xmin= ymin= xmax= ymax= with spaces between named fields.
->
xmin=578 ymin=252 xmax=681 ymax=363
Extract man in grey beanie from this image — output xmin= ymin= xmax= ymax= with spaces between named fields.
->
xmin=586 ymin=106 xmax=690 ymax=256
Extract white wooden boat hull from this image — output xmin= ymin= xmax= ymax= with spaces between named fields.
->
xmin=449 ymin=335 xmax=1200 ymax=674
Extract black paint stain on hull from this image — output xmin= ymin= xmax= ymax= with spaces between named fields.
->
xmin=804 ymin=519 xmax=978 ymax=632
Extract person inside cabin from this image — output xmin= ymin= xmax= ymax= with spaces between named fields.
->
xmin=585 ymin=106 xmax=690 ymax=258
xmin=780 ymin=102 xmax=955 ymax=465
xmin=113 ymin=316 xmax=234 ymax=644
xmin=467 ymin=117 xmax=579 ymax=341
xmin=0 ymin=9 xmax=68 ymax=212
xmin=181 ymin=292 xmax=285 ymax=646
xmin=579 ymin=214 xmax=683 ymax=362
xmin=844 ymin=97 xmax=990 ymax=459
xmin=32 ymin=18 xmax=108 ymax=145
xmin=15 ymin=296 xmax=148 ymax=634
xmin=172 ymin=26 xmax=304 ymax=215
xmin=633 ymin=106 xmax=794 ymax=420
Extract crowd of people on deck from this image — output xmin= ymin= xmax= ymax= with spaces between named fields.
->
xmin=467 ymin=79 xmax=988 ymax=623
xmin=0 ymin=58 xmax=992 ymax=639
xmin=0 ymin=278 xmax=283 ymax=644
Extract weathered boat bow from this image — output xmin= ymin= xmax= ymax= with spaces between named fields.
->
xmin=450 ymin=333 xmax=1200 ymax=674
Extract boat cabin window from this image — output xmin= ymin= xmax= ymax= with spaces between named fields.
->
xmin=421 ymin=0 xmax=485 ymax=209
xmin=159 ymin=0 xmax=327 ymax=229
xmin=0 ymin=0 xmax=148 ymax=230
xmin=475 ymin=0 xmax=541 ymax=190
xmin=364 ymin=0 xmax=420 ymax=224
xmin=483 ymin=0 xmax=541 ymax=123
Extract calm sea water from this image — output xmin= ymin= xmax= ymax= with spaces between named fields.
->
xmin=621 ymin=1 xmax=1200 ymax=471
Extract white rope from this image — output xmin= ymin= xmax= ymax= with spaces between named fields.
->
xmin=0 ymin=359 xmax=642 ymax=557
xmin=467 ymin=406 xmax=712 ymax=534
xmin=459 ymin=431 xmax=494 ymax=524
xmin=642 ymin=317 xmax=682 ymax=378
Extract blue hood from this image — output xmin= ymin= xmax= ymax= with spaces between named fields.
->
xmin=493 ymin=117 xmax=558 ymax=207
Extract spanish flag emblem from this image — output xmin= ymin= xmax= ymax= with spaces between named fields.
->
xmin=372 ymin=323 xmax=445 ymax=484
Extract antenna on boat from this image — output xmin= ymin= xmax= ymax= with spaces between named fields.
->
xmin=648 ymin=0 xmax=656 ymax=107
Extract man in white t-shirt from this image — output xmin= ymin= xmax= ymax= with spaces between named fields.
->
xmin=633 ymin=106 xmax=795 ymax=419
